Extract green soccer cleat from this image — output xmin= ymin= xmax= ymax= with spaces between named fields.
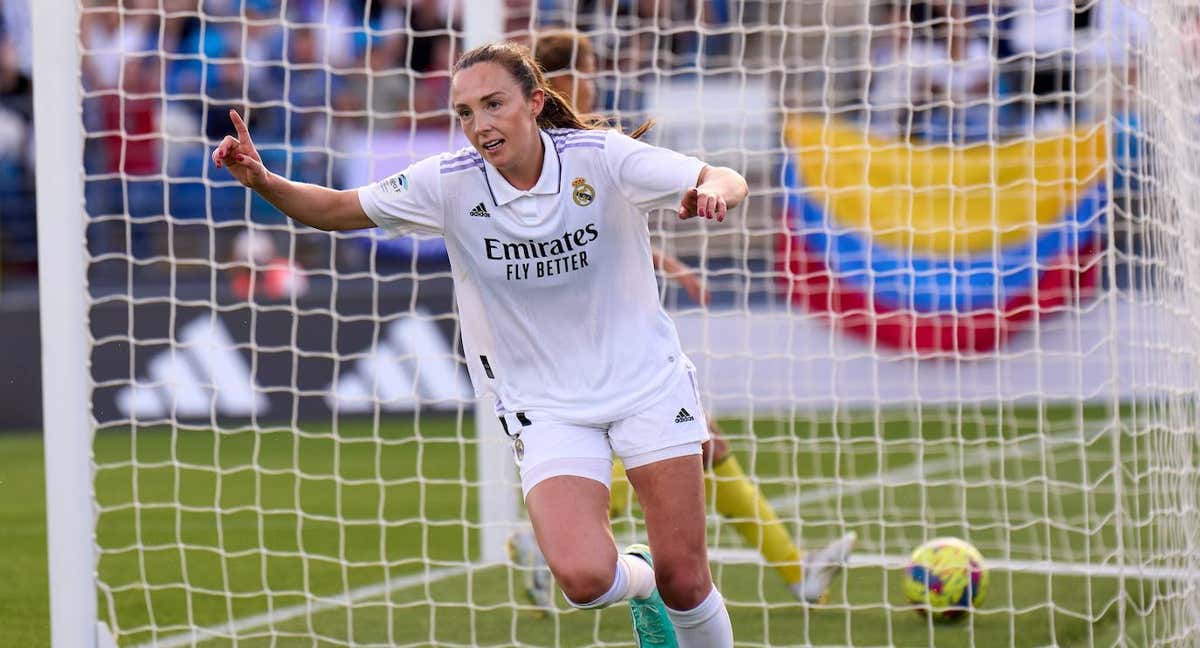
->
xmin=623 ymin=544 xmax=680 ymax=648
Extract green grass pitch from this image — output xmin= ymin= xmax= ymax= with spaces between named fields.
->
xmin=2 ymin=404 xmax=1172 ymax=646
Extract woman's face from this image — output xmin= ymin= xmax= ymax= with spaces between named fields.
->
xmin=451 ymin=61 xmax=545 ymax=173
xmin=547 ymin=52 xmax=596 ymax=113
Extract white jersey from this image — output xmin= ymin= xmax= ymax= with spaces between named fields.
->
xmin=358 ymin=128 xmax=706 ymax=423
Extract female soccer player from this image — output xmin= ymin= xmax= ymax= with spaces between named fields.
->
xmin=504 ymin=28 xmax=856 ymax=612
xmin=213 ymin=41 xmax=743 ymax=647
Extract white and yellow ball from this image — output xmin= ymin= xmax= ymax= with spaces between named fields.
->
xmin=903 ymin=537 xmax=988 ymax=621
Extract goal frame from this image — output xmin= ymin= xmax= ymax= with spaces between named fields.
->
xmin=34 ymin=0 xmax=97 ymax=645
xmin=35 ymin=1 xmax=1200 ymax=645
xmin=34 ymin=1 xmax=519 ymax=646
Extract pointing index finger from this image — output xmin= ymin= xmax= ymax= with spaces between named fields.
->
xmin=229 ymin=109 xmax=252 ymax=142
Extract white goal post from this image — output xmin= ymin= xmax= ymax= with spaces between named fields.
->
xmin=33 ymin=0 xmax=96 ymax=645
xmin=36 ymin=0 xmax=1200 ymax=646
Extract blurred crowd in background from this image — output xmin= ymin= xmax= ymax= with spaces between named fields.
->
xmin=0 ymin=0 xmax=1154 ymax=298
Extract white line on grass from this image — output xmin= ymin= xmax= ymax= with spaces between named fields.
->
xmin=146 ymin=419 xmax=1122 ymax=645
xmin=765 ymin=419 xmax=1112 ymax=512
xmin=709 ymin=548 xmax=1192 ymax=581
xmin=733 ymin=420 xmax=1193 ymax=580
xmin=137 ymin=567 xmax=464 ymax=648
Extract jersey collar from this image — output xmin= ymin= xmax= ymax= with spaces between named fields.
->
xmin=482 ymin=129 xmax=562 ymax=206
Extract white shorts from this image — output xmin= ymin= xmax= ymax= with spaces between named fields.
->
xmin=497 ymin=368 xmax=710 ymax=498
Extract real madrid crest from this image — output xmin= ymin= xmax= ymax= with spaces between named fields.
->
xmin=513 ymin=437 xmax=525 ymax=462
xmin=571 ymin=177 xmax=596 ymax=207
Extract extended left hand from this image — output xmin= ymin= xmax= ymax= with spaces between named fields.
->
xmin=678 ymin=186 xmax=727 ymax=222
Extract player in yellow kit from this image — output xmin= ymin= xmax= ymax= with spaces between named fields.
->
xmin=504 ymin=29 xmax=856 ymax=614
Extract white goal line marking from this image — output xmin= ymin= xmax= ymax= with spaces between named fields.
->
xmin=136 ymin=567 xmax=464 ymax=648
xmin=144 ymin=419 xmax=1128 ymax=645
xmin=709 ymin=548 xmax=1193 ymax=581
xmin=765 ymin=419 xmax=1113 ymax=512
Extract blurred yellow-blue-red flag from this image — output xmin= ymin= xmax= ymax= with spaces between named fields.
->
xmin=779 ymin=116 xmax=1107 ymax=352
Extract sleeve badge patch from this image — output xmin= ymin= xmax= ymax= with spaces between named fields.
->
xmin=378 ymin=173 xmax=410 ymax=193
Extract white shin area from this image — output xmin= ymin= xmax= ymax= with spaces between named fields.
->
xmin=665 ymin=586 xmax=734 ymax=648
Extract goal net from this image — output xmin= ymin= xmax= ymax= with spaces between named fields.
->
xmin=39 ymin=0 xmax=1200 ymax=645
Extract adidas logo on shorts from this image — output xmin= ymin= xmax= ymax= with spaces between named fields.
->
xmin=469 ymin=202 xmax=491 ymax=218
xmin=674 ymin=408 xmax=695 ymax=424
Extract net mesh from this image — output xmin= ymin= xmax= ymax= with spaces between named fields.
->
xmin=1134 ymin=2 xmax=1200 ymax=641
xmin=75 ymin=0 xmax=1200 ymax=645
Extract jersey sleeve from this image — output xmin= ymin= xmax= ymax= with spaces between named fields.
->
xmin=603 ymin=130 xmax=707 ymax=212
xmin=356 ymin=153 xmax=445 ymax=236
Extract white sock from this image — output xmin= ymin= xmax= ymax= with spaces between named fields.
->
xmin=619 ymin=553 xmax=656 ymax=600
xmin=665 ymin=587 xmax=734 ymax=648
xmin=566 ymin=558 xmax=632 ymax=609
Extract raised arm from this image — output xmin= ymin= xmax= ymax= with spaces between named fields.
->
xmin=677 ymin=165 xmax=750 ymax=222
xmin=212 ymin=110 xmax=375 ymax=231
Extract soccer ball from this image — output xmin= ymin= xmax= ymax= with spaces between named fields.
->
xmin=903 ymin=537 xmax=989 ymax=621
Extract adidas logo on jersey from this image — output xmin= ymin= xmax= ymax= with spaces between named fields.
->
xmin=674 ymin=408 xmax=695 ymax=424
xmin=469 ymin=202 xmax=491 ymax=218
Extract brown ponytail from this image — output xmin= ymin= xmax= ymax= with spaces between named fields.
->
xmin=627 ymin=119 xmax=655 ymax=140
xmin=539 ymin=85 xmax=607 ymax=132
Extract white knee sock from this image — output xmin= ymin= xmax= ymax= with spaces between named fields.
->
xmin=567 ymin=554 xmax=656 ymax=609
xmin=619 ymin=553 xmax=657 ymax=600
xmin=665 ymin=587 xmax=734 ymax=648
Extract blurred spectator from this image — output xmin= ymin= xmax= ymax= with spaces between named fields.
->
xmin=202 ymin=54 xmax=248 ymax=142
xmin=870 ymin=0 xmax=994 ymax=142
xmin=285 ymin=27 xmax=335 ymax=124
xmin=163 ymin=12 xmax=242 ymax=134
xmin=406 ymin=0 xmax=457 ymax=73
xmin=239 ymin=26 xmax=334 ymax=143
xmin=0 ymin=21 xmax=30 ymax=164
xmin=315 ymin=0 xmax=368 ymax=71
xmin=0 ymin=8 xmax=34 ymax=277
xmin=365 ymin=0 xmax=413 ymax=35
xmin=1002 ymin=0 xmax=1087 ymax=130
xmin=534 ymin=29 xmax=597 ymax=116
xmin=89 ymin=52 xmax=164 ymax=260
xmin=243 ymin=4 xmax=285 ymax=94
xmin=867 ymin=1 xmax=913 ymax=137
xmin=1077 ymin=0 xmax=1149 ymax=77
xmin=334 ymin=35 xmax=412 ymax=131
xmin=998 ymin=0 xmax=1148 ymax=131
xmin=280 ymin=26 xmax=339 ymax=183
xmin=102 ymin=54 xmax=163 ymax=179
xmin=32 ymin=0 xmax=1062 ymax=282
xmin=81 ymin=2 xmax=158 ymax=92
xmin=80 ymin=3 xmax=163 ymax=262
xmin=1 ymin=0 xmax=30 ymax=75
